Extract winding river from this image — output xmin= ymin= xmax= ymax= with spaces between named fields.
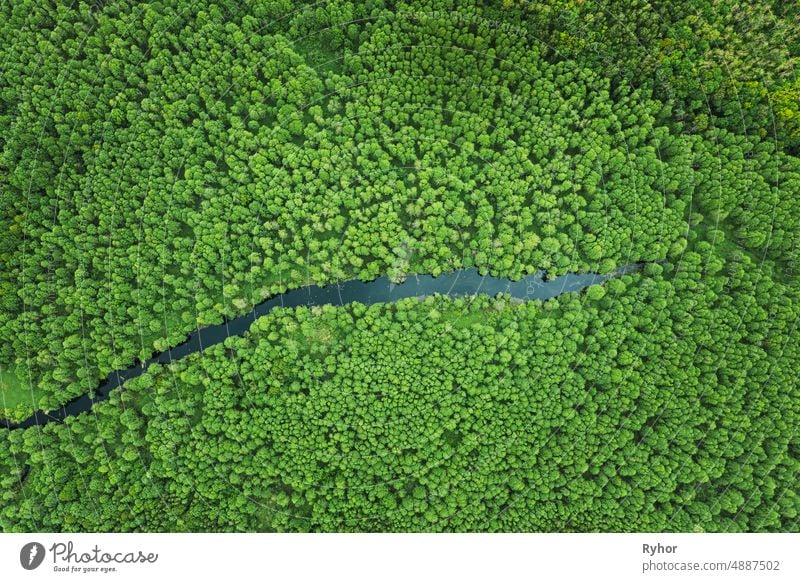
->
xmin=3 ymin=264 xmax=643 ymax=430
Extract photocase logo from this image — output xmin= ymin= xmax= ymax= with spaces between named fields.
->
xmin=20 ymin=542 xmax=46 ymax=570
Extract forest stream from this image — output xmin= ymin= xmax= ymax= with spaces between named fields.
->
xmin=3 ymin=263 xmax=644 ymax=430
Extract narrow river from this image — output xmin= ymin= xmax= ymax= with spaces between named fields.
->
xmin=3 ymin=264 xmax=643 ymax=430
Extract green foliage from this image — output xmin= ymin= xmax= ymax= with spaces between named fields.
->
xmin=0 ymin=0 xmax=798 ymax=534
xmin=0 ymin=0 xmax=702 ymax=415
xmin=3 ymin=255 xmax=797 ymax=532
xmin=585 ymin=284 xmax=606 ymax=301
xmin=501 ymin=0 xmax=800 ymax=153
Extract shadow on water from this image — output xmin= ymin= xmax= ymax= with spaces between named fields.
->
xmin=3 ymin=264 xmax=643 ymax=430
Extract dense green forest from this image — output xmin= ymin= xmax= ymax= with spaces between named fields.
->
xmin=502 ymin=1 xmax=800 ymax=153
xmin=1 ymin=0 xmax=798 ymax=532
xmin=2 ymin=255 xmax=798 ymax=531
